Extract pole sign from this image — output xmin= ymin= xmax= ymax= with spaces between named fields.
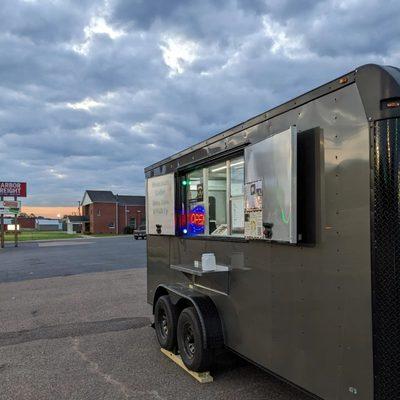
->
xmin=0 ymin=182 xmax=27 ymax=197
xmin=0 ymin=200 xmax=21 ymax=215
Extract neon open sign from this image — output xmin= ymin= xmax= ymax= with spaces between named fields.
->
xmin=188 ymin=205 xmax=205 ymax=234
xmin=190 ymin=211 xmax=205 ymax=225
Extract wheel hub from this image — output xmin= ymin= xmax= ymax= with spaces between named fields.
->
xmin=184 ymin=324 xmax=195 ymax=357
xmin=159 ymin=311 xmax=168 ymax=338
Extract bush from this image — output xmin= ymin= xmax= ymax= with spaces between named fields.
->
xmin=124 ymin=226 xmax=134 ymax=234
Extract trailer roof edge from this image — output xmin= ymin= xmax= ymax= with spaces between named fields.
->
xmin=145 ymin=63 xmax=398 ymax=173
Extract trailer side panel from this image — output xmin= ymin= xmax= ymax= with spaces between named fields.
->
xmin=147 ymin=82 xmax=373 ymax=400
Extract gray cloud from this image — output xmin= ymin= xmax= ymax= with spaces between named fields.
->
xmin=0 ymin=0 xmax=399 ymax=205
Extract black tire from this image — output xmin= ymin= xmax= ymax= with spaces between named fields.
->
xmin=154 ymin=295 xmax=178 ymax=351
xmin=177 ymin=307 xmax=214 ymax=372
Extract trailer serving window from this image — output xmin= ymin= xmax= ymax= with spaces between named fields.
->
xmin=182 ymin=155 xmax=244 ymax=237
xmin=245 ymin=126 xmax=297 ymax=243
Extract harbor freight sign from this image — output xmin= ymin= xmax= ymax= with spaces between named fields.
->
xmin=0 ymin=182 xmax=27 ymax=197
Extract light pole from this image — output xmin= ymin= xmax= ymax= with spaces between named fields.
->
xmin=125 ymin=206 xmax=129 ymax=228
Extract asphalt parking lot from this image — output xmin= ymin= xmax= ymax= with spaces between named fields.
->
xmin=0 ymin=236 xmax=146 ymax=283
xmin=0 ymin=237 xmax=312 ymax=400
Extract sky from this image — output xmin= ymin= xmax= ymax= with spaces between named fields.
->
xmin=1 ymin=0 xmax=400 ymax=206
xmin=21 ymin=206 xmax=79 ymax=219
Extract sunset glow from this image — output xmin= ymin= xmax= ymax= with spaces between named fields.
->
xmin=22 ymin=206 xmax=80 ymax=219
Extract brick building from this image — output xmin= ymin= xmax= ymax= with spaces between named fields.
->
xmin=17 ymin=216 xmax=35 ymax=230
xmin=81 ymin=190 xmax=145 ymax=234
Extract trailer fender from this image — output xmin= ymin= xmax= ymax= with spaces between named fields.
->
xmin=153 ymin=284 xmax=224 ymax=350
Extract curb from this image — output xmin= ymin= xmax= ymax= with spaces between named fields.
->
xmin=2 ymin=235 xmax=134 ymax=244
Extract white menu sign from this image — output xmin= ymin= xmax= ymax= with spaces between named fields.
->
xmin=146 ymin=173 xmax=175 ymax=235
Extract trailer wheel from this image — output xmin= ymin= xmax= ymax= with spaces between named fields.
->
xmin=177 ymin=307 xmax=214 ymax=372
xmin=154 ymin=295 xmax=178 ymax=351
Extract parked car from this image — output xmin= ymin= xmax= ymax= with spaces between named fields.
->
xmin=133 ymin=225 xmax=146 ymax=240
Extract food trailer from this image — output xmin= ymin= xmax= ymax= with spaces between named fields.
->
xmin=145 ymin=64 xmax=400 ymax=400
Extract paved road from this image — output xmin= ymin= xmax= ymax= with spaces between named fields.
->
xmin=0 ymin=236 xmax=146 ymax=283
xmin=0 ymin=268 xmax=312 ymax=400
xmin=0 ymin=236 xmax=313 ymax=400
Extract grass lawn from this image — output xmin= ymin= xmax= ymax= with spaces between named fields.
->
xmin=4 ymin=231 xmax=83 ymax=242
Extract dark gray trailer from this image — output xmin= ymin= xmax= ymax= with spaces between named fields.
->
xmin=144 ymin=64 xmax=400 ymax=400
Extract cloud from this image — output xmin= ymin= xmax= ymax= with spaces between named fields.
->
xmin=160 ymin=35 xmax=199 ymax=76
xmin=0 ymin=0 xmax=400 ymax=205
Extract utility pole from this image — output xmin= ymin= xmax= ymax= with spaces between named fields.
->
xmin=115 ymin=199 xmax=119 ymax=235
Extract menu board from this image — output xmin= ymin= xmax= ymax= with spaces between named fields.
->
xmin=244 ymin=210 xmax=263 ymax=239
xmin=245 ymin=180 xmax=263 ymax=210
xmin=244 ymin=179 xmax=263 ymax=239
xmin=146 ymin=173 xmax=175 ymax=235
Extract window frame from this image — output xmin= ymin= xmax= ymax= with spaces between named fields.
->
xmin=229 ymin=156 xmax=246 ymax=236
xmin=178 ymin=151 xmax=245 ymax=239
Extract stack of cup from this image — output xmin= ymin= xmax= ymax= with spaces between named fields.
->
xmin=201 ymin=253 xmax=216 ymax=271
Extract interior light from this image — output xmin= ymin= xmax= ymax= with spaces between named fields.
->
xmin=212 ymin=161 xmax=244 ymax=172
xmin=211 ymin=165 xmax=227 ymax=172
xmin=183 ymin=228 xmax=188 ymax=234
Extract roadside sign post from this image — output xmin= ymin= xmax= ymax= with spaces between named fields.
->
xmin=0 ymin=195 xmax=4 ymax=249
xmin=14 ymin=196 xmax=18 ymax=247
xmin=0 ymin=182 xmax=27 ymax=249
